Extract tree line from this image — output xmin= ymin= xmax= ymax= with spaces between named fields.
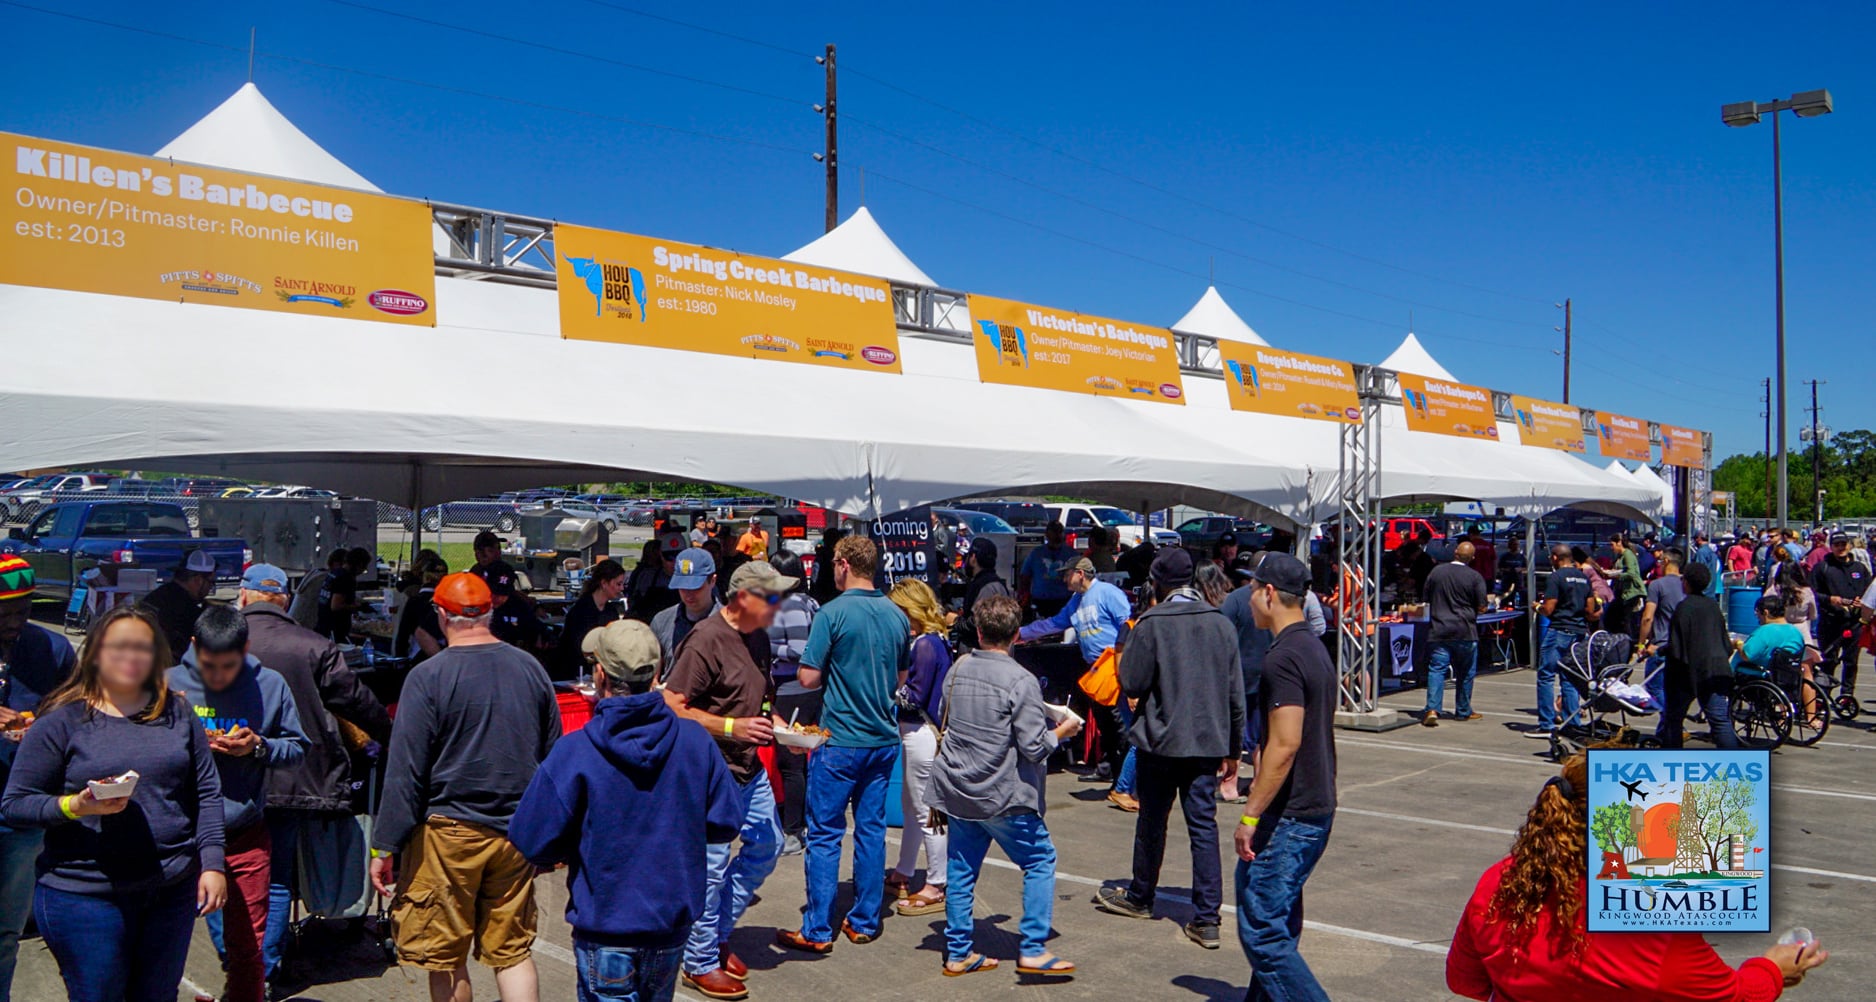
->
xmin=1713 ymin=428 xmax=1876 ymax=520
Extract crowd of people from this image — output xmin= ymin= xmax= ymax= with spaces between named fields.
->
xmin=0 ymin=506 xmax=1854 ymax=1002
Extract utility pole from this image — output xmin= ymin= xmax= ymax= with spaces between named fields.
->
xmin=1760 ymin=378 xmax=1772 ymax=522
xmin=820 ymin=44 xmax=837 ymax=233
xmin=1805 ymin=379 xmax=1826 ymax=526
xmin=1561 ymin=298 xmax=1572 ymax=402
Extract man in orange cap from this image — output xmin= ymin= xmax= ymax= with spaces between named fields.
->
xmin=369 ymin=573 xmax=560 ymax=1002
xmin=0 ymin=554 xmax=75 ymax=1000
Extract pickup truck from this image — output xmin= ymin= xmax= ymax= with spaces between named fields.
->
xmin=1 ymin=500 xmax=247 ymax=599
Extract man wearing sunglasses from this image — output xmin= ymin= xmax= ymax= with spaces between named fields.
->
xmin=662 ymin=561 xmax=797 ymax=1000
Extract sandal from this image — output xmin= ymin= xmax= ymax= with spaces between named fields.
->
xmin=1017 ymin=954 xmax=1077 ymax=975
xmin=884 ymin=871 xmax=912 ymax=900
xmin=896 ymin=890 xmax=947 ymax=916
xmin=943 ymin=953 xmax=999 ymax=977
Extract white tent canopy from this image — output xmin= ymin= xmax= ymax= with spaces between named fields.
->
xmin=1171 ymin=286 xmax=1267 ymax=346
xmin=782 ymin=207 xmax=937 ymax=288
xmin=157 ymin=83 xmax=378 ymax=193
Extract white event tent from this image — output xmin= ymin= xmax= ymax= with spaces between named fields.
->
xmin=0 ymin=84 xmax=1659 ymax=528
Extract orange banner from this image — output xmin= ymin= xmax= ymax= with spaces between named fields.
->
xmin=1219 ymin=344 xmax=1361 ymax=423
xmin=1 ymin=131 xmax=436 ymax=324
xmin=1397 ymin=373 xmax=1499 ymax=440
xmin=1660 ymin=424 xmax=1706 ymax=467
xmin=1595 ymin=411 xmax=1652 ymax=462
xmin=1509 ymin=395 xmax=1585 ymax=452
xmin=556 ymin=224 xmax=902 ymax=372
xmin=968 ymin=294 xmax=1185 ymax=404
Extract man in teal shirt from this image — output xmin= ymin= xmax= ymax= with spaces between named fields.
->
xmin=778 ymin=535 xmax=911 ymax=953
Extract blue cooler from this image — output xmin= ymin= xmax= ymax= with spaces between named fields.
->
xmin=1725 ymin=585 xmax=1760 ymax=636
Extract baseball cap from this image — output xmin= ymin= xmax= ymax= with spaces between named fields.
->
xmin=1229 ymin=551 xmax=1261 ymax=581
xmin=582 ymin=620 xmax=661 ymax=687
xmin=240 ymin=563 xmax=289 ymax=595
xmin=0 ymin=555 xmax=35 ymax=601
xmin=670 ymin=548 xmax=717 ymax=590
xmin=1811 ymin=530 xmax=1828 ymax=544
xmin=182 ymin=549 xmax=217 ymax=575
xmin=1830 ymin=531 xmax=1852 ymax=545
xmin=1058 ymin=556 xmax=1097 ymax=580
xmin=689 ymin=528 xmax=709 ymax=547
xmin=660 ymin=532 xmax=686 ymax=555
xmin=433 ymin=572 xmax=493 ymax=617
xmin=1149 ymin=546 xmax=1194 ymax=587
xmin=1251 ymin=552 xmax=1311 ymax=596
xmin=473 ymin=530 xmax=505 ymax=550
xmin=729 ymin=560 xmax=798 ymax=594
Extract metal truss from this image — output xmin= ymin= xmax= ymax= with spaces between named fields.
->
xmin=1335 ymin=374 xmax=1385 ymax=713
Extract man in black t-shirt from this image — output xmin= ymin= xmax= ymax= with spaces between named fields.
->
xmin=1233 ymin=552 xmax=1336 ymax=1002
xmin=1421 ymin=541 xmax=1488 ymax=726
xmin=315 ymin=549 xmax=365 ymax=642
xmin=1812 ymin=533 xmax=1871 ymax=698
xmin=1532 ymin=544 xmax=1595 ymax=736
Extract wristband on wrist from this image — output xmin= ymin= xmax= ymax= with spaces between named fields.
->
xmin=1240 ymin=814 xmax=1259 ymax=827
xmin=58 ymin=794 xmax=79 ymax=820
xmin=370 ymin=848 xmax=389 ymax=860
xmin=722 ymin=716 xmax=736 ymax=737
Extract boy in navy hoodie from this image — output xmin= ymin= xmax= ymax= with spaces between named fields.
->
xmin=510 ymin=619 xmax=743 ymax=1002
xmin=169 ymin=605 xmax=308 ymax=1002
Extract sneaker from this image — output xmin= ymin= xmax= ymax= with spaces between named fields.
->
xmin=780 ymin=834 xmax=805 ymax=856
xmin=1523 ymin=727 xmax=1556 ymax=739
xmin=1091 ymin=886 xmax=1153 ymax=920
xmin=1421 ymin=711 xmax=1439 ymax=727
xmin=1182 ymin=921 xmax=1221 ymax=950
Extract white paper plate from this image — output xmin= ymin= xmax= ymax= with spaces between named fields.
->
xmin=87 ymin=770 xmax=139 ymax=800
xmin=1044 ymin=702 xmax=1083 ymax=728
xmin=774 ymin=730 xmax=829 ymax=750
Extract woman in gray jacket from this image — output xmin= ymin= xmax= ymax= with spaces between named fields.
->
xmin=926 ymin=594 xmax=1081 ymax=977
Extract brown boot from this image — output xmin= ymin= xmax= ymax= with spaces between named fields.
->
xmin=682 ymin=969 xmax=750 ymax=1000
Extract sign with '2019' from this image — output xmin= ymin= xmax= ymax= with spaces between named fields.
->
xmin=555 ymin=223 xmax=902 ymax=372
xmin=3 ymin=131 xmax=436 ymax=325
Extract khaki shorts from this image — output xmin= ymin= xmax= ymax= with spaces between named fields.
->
xmin=392 ymin=815 xmax=537 ymax=971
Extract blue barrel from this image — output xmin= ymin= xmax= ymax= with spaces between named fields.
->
xmin=1725 ymin=585 xmax=1760 ymax=636
xmin=884 ymin=743 xmax=906 ymax=828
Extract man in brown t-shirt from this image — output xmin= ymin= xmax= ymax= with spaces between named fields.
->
xmin=663 ymin=560 xmax=796 ymax=1000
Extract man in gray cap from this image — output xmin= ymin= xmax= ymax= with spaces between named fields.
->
xmin=653 ymin=548 xmax=720 ymax=676
xmin=142 ymin=548 xmax=217 ymax=656
xmin=662 ymin=560 xmax=798 ymax=1000
xmin=1092 ymin=546 xmax=1243 ymax=951
xmin=510 ymin=618 xmax=745 ymax=1002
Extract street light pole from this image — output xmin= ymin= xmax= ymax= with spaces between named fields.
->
xmin=1723 ymin=89 xmax=1832 ymax=530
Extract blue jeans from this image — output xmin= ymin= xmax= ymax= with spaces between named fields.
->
xmin=1129 ymin=753 xmax=1222 ymax=925
xmin=576 ymin=939 xmax=682 ymax=1002
xmin=1536 ymin=629 xmax=1583 ymax=731
xmin=684 ymin=772 xmax=781 ymax=975
xmin=1643 ymin=655 xmax=1667 ymax=713
xmin=1422 ymin=641 xmax=1477 ymax=716
xmin=34 ymin=878 xmax=199 ymax=1002
xmin=263 ymin=810 xmax=300 ymax=976
xmin=1236 ymin=814 xmax=1335 ymax=1002
xmin=1113 ymin=699 xmax=1138 ymax=797
xmin=944 ymin=812 xmax=1057 ymax=961
xmin=802 ymin=743 xmax=896 ymax=942
xmin=0 ymin=828 xmax=43 ymax=1002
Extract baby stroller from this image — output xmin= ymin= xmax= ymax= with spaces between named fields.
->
xmin=1549 ymin=630 xmax=1649 ymax=761
xmin=278 ymin=733 xmax=397 ymax=982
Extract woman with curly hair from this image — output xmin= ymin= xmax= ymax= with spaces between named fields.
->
xmin=1448 ymin=752 xmax=1827 ymax=1001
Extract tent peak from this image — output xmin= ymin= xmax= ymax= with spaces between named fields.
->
xmin=1171 ymin=286 xmax=1267 ymax=345
xmin=1378 ymin=331 xmax=1458 ymax=382
xmin=155 ymin=82 xmax=380 ymax=193
xmin=783 ymin=207 xmax=936 ymax=287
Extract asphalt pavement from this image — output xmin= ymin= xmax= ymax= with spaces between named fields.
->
xmin=11 ymin=664 xmax=1874 ymax=1001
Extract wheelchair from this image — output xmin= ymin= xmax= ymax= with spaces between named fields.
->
xmin=1730 ymin=648 xmax=1841 ymax=750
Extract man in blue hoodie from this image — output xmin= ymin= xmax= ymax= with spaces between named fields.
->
xmin=169 ymin=605 xmax=308 ymax=1002
xmin=510 ymin=619 xmax=743 ymax=1002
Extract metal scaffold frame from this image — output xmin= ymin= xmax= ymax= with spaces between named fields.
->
xmin=1335 ymin=373 xmax=1384 ymax=715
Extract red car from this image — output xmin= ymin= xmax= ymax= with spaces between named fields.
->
xmin=1381 ymin=517 xmax=1445 ymax=552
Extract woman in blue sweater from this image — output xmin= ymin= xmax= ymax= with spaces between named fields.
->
xmin=1 ymin=605 xmax=226 ymax=1002
xmin=888 ymin=579 xmax=955 ymax=916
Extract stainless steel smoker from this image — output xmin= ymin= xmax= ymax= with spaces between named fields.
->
xmin=517 ymin=507 xmax=610 ymax=592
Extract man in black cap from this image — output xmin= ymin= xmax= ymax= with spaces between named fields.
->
xmin=952 ymin=538 xmax=1011 ymax=650
xmin=1233 ymin=551 xmax=1338 ymax=1002
xmin=1812 ymin=532 xmax=1871 ymax=700
xmin=1092 ymin=547 xmax=1243 ymax=952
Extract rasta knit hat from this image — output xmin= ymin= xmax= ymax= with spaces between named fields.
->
xmin=0 ymin=555 xmax=34 ymax=601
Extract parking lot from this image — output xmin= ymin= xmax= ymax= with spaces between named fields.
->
xmin=11 ymin=663 xmax=1870 ymax=1001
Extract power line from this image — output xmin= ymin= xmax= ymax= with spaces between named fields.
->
xmin=565 ymin=0 xmax=1555 ymax=308
xmin=321 ymin=0 xmax=808 ymax=108
xmin=0 ymin=2 xmax=815 ymax=159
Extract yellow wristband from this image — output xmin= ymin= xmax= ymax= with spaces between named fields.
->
xmin=59 ymin=795 xmax=79 ymax=820
xmin=722 ymin=716 xmax=736 ymax=737
xmin=1240 ymin=815 xmax=1259 ymax=827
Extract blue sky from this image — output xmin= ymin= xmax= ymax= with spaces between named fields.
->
xmin=5 ymin=0 xmax=1871 ymax=459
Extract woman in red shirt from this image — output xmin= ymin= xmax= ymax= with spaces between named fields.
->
xmin=1447 ymin=753 xmax=1826 ymax=1002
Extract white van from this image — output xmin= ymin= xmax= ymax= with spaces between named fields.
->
xmin=1044 ymin=504 xmax=1177 ymax=549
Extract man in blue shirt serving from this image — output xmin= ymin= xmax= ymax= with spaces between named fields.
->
xmin=778 ymin=535 xmax=911 ymax=954
xmin=1018 ymin=557 xmax=1131 ymax=664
